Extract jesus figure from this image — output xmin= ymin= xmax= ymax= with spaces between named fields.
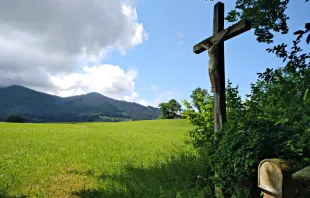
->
xmin=201 ymin=27 xmax=232 ymax=93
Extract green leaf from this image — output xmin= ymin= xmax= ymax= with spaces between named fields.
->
xmin=275 ymin=120 xmax=281 ymax=125
xmin=260 ymin=191 xmax=264 ymax=197
xmin=283 ymin=94 xmax=292 ymax=106
xmin=303 ymin=88 xmax=309 ymax=101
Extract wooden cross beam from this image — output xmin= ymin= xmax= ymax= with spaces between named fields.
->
xmin=193 ymin=2 xmax=251 ymax=134
xmin=193 ymin=20 xmax=251 ymax=54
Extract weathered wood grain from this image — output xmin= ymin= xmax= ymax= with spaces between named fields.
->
xmin=292 ymin=166 xmax=310 ymax=181
xmin=213 ymin=2 xmax=226 ymax=134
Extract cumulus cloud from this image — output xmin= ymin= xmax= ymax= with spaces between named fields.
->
xmin=123 ymin=92 xmax=139 ymax=102
xmin=0 ymin=0 xmax=147 ymax=98
xmin=48 ymin=64 xmax=138 ymax=98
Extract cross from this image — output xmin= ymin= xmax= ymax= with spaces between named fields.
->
xmin=193 ymin=2 xmax=251 ymax=133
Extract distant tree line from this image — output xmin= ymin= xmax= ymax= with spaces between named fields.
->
xmin=0 ymin=111 xmax=159 ymax=123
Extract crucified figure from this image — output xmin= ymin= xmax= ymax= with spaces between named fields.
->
xmin=201 ymin=27 xmax=232 ymax=93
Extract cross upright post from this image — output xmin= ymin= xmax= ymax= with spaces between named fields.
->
xmin=213 ymin=2 xmax=225 ymax=133
xmin=193 ymin=2 xmax=251 ymax=133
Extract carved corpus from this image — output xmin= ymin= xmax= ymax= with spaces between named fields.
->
xmin=258 ymin=159 xmax=284 ymax=197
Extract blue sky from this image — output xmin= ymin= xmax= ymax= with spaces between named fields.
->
xmin=102 ymin=0 xmax=309 ymax=105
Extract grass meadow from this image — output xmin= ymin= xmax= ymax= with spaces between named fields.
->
xmin=0 ymin=120 xmax=211 ymax=198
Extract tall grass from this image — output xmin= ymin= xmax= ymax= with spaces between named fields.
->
xmin=0 ymin=120 xmax=211 ymax=197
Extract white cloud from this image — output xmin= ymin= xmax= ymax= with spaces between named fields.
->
xmin=47 ymin=88 xmax=86 ymax=98
xmin=0 ymin=1 xmax=178 ymax=108
xmin=137 ymin=90 xmax=175 ymax=107
xmin=136 ymin=86 xmax=181 ymax=107
xmin=124 ymin=92 xmax=139 ymax=102
xmin=0 ymin=0 xmax=147 ymax=97
xmin=48 ymin=64 xmax=138 ymax=98
xmin=176 ymin=32 xmax=185 ymax=38
xmin=137 ymin=99 xmax=151 ymax=107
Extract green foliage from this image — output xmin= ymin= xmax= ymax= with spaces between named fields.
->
xmin=184 ymin=77 xmax=310 ymax=197
xmin=159 ymin=99 xmax=182 ymax=119
xmin=183 ymin=89 xmax=214 ymax=147
xmin=0 ymin=120 xmax=209 ymax=197
xmin=226 ymin=0 xmax=290 ymax=44
xmin=207 ymin=0 xmax=291 ymax=44
xmin=190 ymin=87 xmax=208 ymax=113
xmin=259 ymin=22 xmax=310 ymax=104
xmin=6 ymin=114 xmax=25 ymax=123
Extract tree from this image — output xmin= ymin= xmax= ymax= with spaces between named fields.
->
xmin=190 ymin=87 xmax=208 ymax=113
xmin=158 ymin=99 xmax=182 ymax=119
xmin=6 ymin=114 xmax=25 ymax=123
xmin=258 ymin=23 xmax=310 ymax=102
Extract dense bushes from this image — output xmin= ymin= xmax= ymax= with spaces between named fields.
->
xmin=183 ymin=77 xmax=310 ymax=197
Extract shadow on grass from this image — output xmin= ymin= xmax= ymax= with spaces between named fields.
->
xmin=0 ymin=184 xmax=28 ymax=198
xmin=72 ymin=153 xmax=214 ymax=198
xmin=0 ymin=194 xmax=27 ymax=198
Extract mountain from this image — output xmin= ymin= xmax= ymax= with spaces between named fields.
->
xmin=0 ymin=85 xmax=160 ymax=122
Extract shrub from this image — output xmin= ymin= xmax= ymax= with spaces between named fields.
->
xmin=183 ymin=81 xmax=309 ymax=197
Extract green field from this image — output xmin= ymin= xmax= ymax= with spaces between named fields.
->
xmin=0 ymin=120 xmax=209 ymax=198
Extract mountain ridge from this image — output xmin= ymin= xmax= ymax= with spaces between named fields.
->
xmin=0 ymin=85 xmax=160 ymax=122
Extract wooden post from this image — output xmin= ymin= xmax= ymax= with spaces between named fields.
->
xmin=213 ymin=4 xmax=225 ymax=197
xmin=213 ymin=2 xmax=226 ymax=133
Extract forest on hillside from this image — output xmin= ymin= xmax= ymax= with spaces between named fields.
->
xmin=0 ymin=86 xmax=160 ymax=123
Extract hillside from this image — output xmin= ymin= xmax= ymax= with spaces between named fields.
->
xmin=0 ymin=85 xmax=160 ymax=122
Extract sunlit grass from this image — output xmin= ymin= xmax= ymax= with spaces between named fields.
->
xmin=0 ymin=120 xmax=210 ymax=197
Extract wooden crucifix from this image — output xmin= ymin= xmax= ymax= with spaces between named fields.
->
xmin=193 ymin=2 xmax=251 ymax=133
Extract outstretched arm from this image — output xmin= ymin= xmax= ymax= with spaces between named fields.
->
xmin=212 ymin=27 xmax=232 ymax=46
xmin=201 ymin=26 xmax=232 ymax=50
